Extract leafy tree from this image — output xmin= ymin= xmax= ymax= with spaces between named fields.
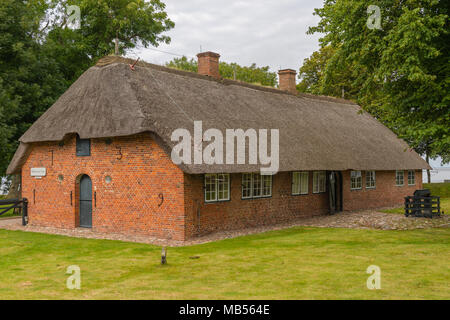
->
xmin=167 ymin=56 xmax=278 ymax=87
xmin=297 ymin=45 xmax=359 ymax=99
xmin=0 ymin=0 xmax=175 ymax=194
xmin=0 ymin=0 xmax=67 ymax=176
xmin=43 ymin=0 xmax=175 ymax=83
xmin=307 ymin=0 xmax=449 ymax=168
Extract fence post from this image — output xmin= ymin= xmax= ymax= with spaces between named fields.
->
xmin=437 ymin=197 xmax=441 ymax=216
xmin=22 ymin=198 xmax=28 ymax=226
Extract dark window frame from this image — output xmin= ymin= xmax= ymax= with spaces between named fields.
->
xmin=76 ymin=136 xmax=91 ymax=157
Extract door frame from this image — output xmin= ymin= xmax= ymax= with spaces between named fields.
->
xmin=79 ymin=174 xmax=93 ymax=228
xmin=328 ymin=171 xmax=343 ymax=214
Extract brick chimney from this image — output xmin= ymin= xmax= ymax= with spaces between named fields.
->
xmin=278 ymin=69 xmax=297 ymax=94
xmin=197 ymin=51 xmax=221 ymax=79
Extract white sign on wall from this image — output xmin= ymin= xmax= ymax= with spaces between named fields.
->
xmin=31 ymin=168 xmax=46 ymax=178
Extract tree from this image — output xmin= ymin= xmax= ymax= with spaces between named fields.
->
xmin=43 ymin=0 xmax=175 ymax=83
xmin=308 ymin=0 xmax=449 ymax=165
xmin=297 ymin=45 xmax=359 ymax=99
xmin=167 ymin=56 xmax=278 ymax=87
xmin=0 ymin=0 xmax=175 ymax=195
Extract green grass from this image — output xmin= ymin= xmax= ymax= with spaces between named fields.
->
xmin=0 ymin=227 xmax=448 ymax=300
xmin=424 ymin=183 xmax=450 ymax=198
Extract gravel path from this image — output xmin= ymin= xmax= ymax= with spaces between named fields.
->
xmin=0 ymin=211 xmax=448 ymax=247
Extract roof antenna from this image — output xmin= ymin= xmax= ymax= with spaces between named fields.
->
xmin=129 ymin=57 xmax=140 ymax=71
xmin=200 ymin=45 xmax=202 ymax=53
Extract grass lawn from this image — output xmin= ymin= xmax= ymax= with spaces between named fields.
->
xmin=0 ymin=227 xmax=448 ymax=300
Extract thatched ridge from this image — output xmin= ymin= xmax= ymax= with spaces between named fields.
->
xmin=7 ymin=56 xmax=430 ymax=174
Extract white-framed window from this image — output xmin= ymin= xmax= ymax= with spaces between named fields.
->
xmin=242 ymin=173 xmax=253 ymax=199
xmin=396 ymin=170 xmax=404 ymax=186
xmin=205 ymin=174 xmax=230 ymax=202
xmin=366 ymin=171 xmax=376 ymax=189
xmin=313 ymin=171 xmax=326 ymax=194
xmin=408 ymin=170 xmax=415 ymax=186
xmin=292 ymin=172 xmax=309 ymax=195
xmin=242 ymin=173 xmax=272 ymax=199
xmin=263 ymin=175 xmax=272 ymax=197
xmin=350 ymin=171 xmax=362 ymax=190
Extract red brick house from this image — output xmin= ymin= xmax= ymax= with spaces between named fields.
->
xmin=7 ymin=53 xmax=430 ymax=241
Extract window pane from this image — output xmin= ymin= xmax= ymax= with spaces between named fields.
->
xmin=300 ymin=172 xmax=309 ymax=194
xmin=292 ymin=172 xmax=300 ymax=195
xmin=319 ymin=172 xmax=326 ymax=192
xmin=408 ymin=171 xmax=415 ymax=185
xmin=313 ymin=171 xmax=326 ymax=193
xmin=217 ymin=174 xmax=230 ymax=201
xmin=313 ymin=172 xmax=319 ymax=193
xmin=366 ymin=171 xmax=376 ymax=189
xmin=396 ymin=171 xmax=404 ymax=186
xmin=351 ymin=171 xmax=362 ymax=190
xmin=205 ymin=174 xmax=217 ymax=202
xmin=262 ymin=175 xmax=272 ymax=197
xmin=253 ymin=174 xmax=262 ymax=197
xmin=242 ymin=173 xmax=253 ymax=199
xmin=76 ymin=137 xmax=91 ymax=157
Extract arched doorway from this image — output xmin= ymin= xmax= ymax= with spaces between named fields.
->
xmin=79 ymin=175 xmax=93 ymax=228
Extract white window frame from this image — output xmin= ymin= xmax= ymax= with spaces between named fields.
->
xmin=242 ymin=173 xmax=272 ymax=199
xmin=204 ymin=174 xmax=230 ymax=203
xmin=292 ymin=172 xmax=309 ymax=195
xmin=350 ymin=171 xmax=362 ymax=190
xmin=313 ymin=171 xmax=326 ymax=194
xmin=396 ymin=170 xmax=404 ymax=186
xmin=408 ymin=170 xmax=415 ymax=186
xmin=242 ymin=173 xmax=253 ymax=199
xmin=366 ymin=171 xmax=376 ymax=189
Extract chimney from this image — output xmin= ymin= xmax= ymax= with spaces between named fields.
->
xmin=278 ymin=69 xmax=297 ymax=94
xmin=197 ymin=51 xmax=221 ymax=79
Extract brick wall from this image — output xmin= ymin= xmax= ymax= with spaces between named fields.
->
xmin=21 ymin=133 xmax=186 ymax=241
xmin=21 ymin=134 xmax=423 ymax=241
xmin=342 ymin=170 xmax=422 ymax=211
xmin=184 ymin=172 xmax=329 ymax=238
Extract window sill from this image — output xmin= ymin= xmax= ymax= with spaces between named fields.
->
xmin=205 ymin=199 xmax=231 ymax=204
xmin=292 ymin=193 xmax=309 ymax=196
xmin=241 ymin=196 xmax=272 ymax=200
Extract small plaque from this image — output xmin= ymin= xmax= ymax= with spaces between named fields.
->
xmin=31 ymin=168 xmax=46 ymax=177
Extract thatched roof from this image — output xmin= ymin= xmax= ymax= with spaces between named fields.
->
xmin=7 ymin=56 xmax=430 ymax=174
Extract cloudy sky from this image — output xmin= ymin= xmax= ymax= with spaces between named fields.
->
xmin=132 ymin=0 xmax=322 ymax=73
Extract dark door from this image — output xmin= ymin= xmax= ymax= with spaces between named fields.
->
xmin=79 ymin=175 xmax=92 ymax=228
xmin=328 ymin=171 xmax=343 ymax=214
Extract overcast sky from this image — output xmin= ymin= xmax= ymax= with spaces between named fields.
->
xmin=130 ymin=0 xmax=446 ymax=169
xmin=131 ymin=0 xmax=322 ymax=73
